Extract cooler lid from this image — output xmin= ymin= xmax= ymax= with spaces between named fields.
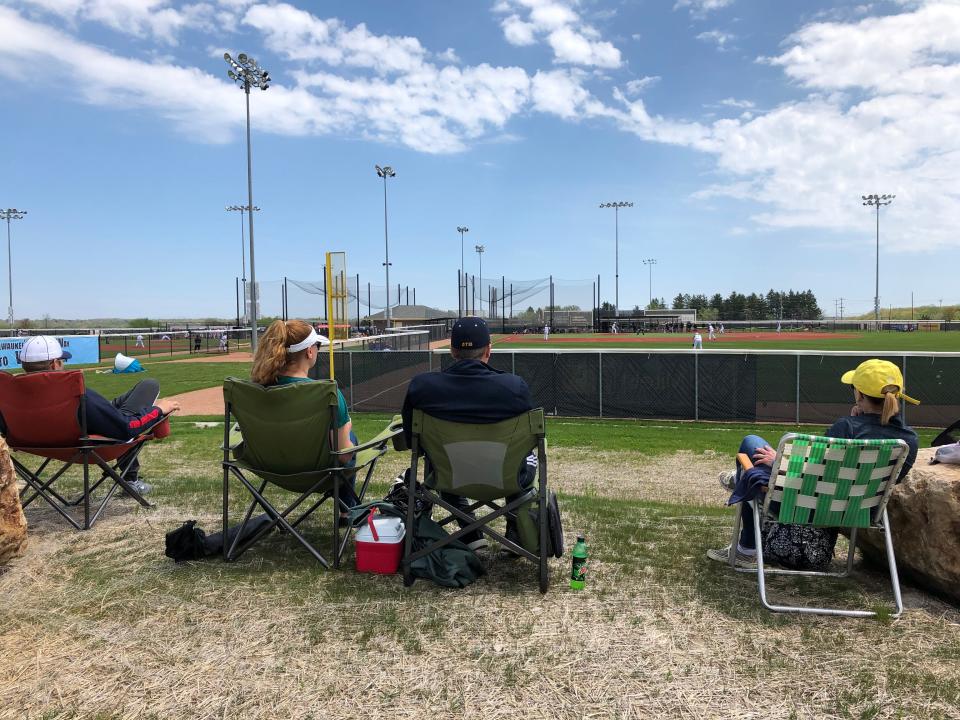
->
xmin=356 ymin=516 xmax=405 ymax=542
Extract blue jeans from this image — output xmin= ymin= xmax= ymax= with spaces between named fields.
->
xmin=735 ymin=434 xmax=770 ymax=550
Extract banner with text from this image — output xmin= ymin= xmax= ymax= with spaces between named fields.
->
xmin=0 ymin=336 xmax=100 ymax=370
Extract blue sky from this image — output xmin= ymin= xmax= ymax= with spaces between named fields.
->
xmin=2 ymin=0 xmax=959 ymax=320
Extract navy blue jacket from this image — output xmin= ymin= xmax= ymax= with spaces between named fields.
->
xmin=83 ymin=389 xmax=163 ymax=440
xmin=401 ymin=359 xmax=534 ymax=446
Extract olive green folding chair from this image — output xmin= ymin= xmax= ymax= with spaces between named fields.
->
xmin=222 ymin=377 xmax=401 ymax=568
xmin=403 ymin=408 xmax=550 ymax=593
xmin=727 ymin=433 xmax=910 ymax=617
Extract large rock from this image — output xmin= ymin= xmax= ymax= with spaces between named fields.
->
xmin=857 ymin=447 xmax=960 ymax=603
xmin=0 ymin=436 xmax=28 ymax=564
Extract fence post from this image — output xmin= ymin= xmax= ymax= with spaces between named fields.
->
xmin=902 ymin=354 xmax=908 ymax=423
xmin=795 ymin=354 xmax=801 ymax=425
xmin=428 ymin=348 xmax=433 ymax=372
xmin=694 ymin=351 xmax=699 ymax=421
xmin=598 ymin=350 xmax=603 ymax=418
xmin=349 ymin=352 xmax=354 ymax=411
xmin=511 ymin=351 xmax=516 ymax=376
xmin=147 ymin=334 xmax=151 ymax=358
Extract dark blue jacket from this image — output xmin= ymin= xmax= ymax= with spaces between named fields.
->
xmin=83 ymin=389 xmax=163 ymax=441
xmin=401 ymin=359 xmax=534 ymax=446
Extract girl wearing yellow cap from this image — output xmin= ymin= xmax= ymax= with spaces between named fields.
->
xmin=709 ymin=358 xmax=919 ymax=570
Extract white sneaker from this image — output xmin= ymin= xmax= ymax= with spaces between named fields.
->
xmin=706 ymin=544 xmax=756 ymax=569
xmin=718 ymin=470 xmax=736 ymax=491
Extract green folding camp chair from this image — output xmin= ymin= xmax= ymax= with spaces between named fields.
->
xmin=726 ymin=433 xmax=910 ymax=617
xmin=402 ymin=408 xmax=550 ymax=593
xmin=222 ymin=377 xmax=401 ymax=568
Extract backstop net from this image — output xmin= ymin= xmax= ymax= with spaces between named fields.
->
xmin=461 ymin=275 xmax=598 ymax=330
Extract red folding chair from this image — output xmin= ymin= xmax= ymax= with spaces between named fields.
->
xmin=0 ymin=370 xmax=171 ymax=530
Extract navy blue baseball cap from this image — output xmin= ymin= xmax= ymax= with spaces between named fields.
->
xmin=450 ymin=316 xmax=490 ymax=349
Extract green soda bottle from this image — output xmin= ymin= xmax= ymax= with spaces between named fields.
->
xmin=570 ymin=535 xmax=588 ymax=590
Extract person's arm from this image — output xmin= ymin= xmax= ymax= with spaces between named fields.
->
xmin=333 ymin=389 xmax=354 ymax=464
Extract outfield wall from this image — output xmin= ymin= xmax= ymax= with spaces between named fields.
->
xmin=316 ymin=348 xmax=960 ymax=427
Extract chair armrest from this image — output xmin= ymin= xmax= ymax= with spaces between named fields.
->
xmin=736 ymin=452 xmax=754 ymax=471
xmin=331 ymin=414 xmax=403 ymax=456
xmin=84 ymin=412 xmax=174 ymax=446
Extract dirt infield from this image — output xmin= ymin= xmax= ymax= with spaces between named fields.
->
xmin=496 ymin=331 xmax=858 ymax=345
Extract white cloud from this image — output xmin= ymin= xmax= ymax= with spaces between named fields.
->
xmin=13 ymin=0 xmax=221 ymax=44
xmin=494 ymin=0 xmax=622 ymax=68
xmin=624 ymin=76 xmax=661 ymax=95
xmin=244 ymin=3 xmax=428 ymax=74
xmin=696 ymin=29 xmax=735 ymax=50
xmin=718 ymin=97 xmax=754 ymax=108
xmin=651 ymin=1 xmax=960 ymax=251
xmin=674 ymin=0 xmax=735 ymax=18
xmin=436 ymin=47 xmax=460 ymax=64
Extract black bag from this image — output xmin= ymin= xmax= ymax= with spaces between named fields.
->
xmin=409 ymin=514 xmax=486 ymax=588
xmin=164 ymin=514 xmax=274 ymax=562
xmin=932 ymin=419 xmax=960 ymax=447
xmin=762 ymin=523 xmax=838 ymax=571
xmin=164 ymin=520 xmax=208 ymax=563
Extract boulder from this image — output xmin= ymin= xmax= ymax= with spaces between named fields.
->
xmin=0 ymin=436 xmax=28 ymax=564
xmin=857 ymin=447 xmax=960 ymax=603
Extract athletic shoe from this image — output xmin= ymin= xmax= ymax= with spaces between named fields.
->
xmin=706 ymin=544 xmax=756 ymax=569
xmin=718 ymin=470 xmax=736 ymax=491
xmin=126 ymin=479 xmax=153 ymax=496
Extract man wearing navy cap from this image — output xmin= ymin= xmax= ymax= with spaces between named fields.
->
xmin=14 ymin=336 xmax=180 ymax=494
xmin=401 ymin=316 xmax=534 ymax=549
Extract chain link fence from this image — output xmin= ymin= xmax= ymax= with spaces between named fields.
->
xmin=317 ymin=349 xmax=959 ymax=428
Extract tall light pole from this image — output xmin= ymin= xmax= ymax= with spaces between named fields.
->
xmin=643 ymin=258 xmax=657 ymax=307
xmin=599 ymin=201 xmax=633 ymax=316
xmin=457 ymin=225 xmax=469 ymax=317
xmin=225 ymin=51 xmax=270 ymax=352
xmin=475 ymin=244 xmax=485 ymax=317
xmin=862 ymin=194 xmax=895 ymax=327
xmin=226 ymin=204 xmax=259 ymax=323
xmin=0 ymin=209 xmax=26 ymax=328
xmin=376 ymin=165 xmax=397 ymax=328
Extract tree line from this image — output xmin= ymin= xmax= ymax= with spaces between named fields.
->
xmin=669 ymin=289 xmax=823 ymax=321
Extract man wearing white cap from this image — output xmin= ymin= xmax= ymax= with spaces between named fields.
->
xmin=17 ymin=336 xmax=180 ymax=494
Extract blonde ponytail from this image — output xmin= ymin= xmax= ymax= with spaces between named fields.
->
xmin=880 ymin=385 xmax=900 ymax=425
xmin=251 ymin=319 xmax=313 ymax=386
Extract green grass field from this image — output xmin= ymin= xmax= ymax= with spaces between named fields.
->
xmin=492 ymin=330 xmax=960 ymax=351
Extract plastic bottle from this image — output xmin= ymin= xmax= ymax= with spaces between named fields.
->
xmin=570 ymin=535 xmax=588 ymax=590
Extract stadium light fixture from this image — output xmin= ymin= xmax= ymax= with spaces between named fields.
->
xmin=861 ymin=194 xmax=895 ymax=327
xmin=475 ymin=244 xmax=485 ymax=318
xmin=599 ymin=201 xmax=633 ymax=316
xmin=0 ymin=208 xmax=26 ymax=328
xmin=226 ymin=204 xmax=260 ymax=324
xmin=225 ymin=51 xmax=270 ymax=350
xmin=457 ymin=226 xmax=469 ymax=317
xmin=642 ymin=258 xmax=657 ymax=307
xmin=376 ymin=165 xmax=397 ymax=328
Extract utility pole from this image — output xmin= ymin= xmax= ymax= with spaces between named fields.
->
xmin=376 ymin=164 xmax=397 ymax=328
xmin=0 ymin=209 xmax=27 ymax=327
xmin=599 ymin=201 xmax=633 ymax=316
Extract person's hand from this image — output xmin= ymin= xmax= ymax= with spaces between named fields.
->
xmin=156 ymin=399 xmax=181 ymax=415
xmin=752 ymin=445 xmax=777 ymax=467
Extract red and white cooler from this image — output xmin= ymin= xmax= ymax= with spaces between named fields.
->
xmin=355 ymin=513 xmax=405 ymax=574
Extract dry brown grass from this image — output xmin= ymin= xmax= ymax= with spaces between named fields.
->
xmin=2 ymin=450 xmax=959 ymax=720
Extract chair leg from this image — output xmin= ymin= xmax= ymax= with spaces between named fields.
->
xmin=222 ymin=464 xmax=230 ymax=562
xmin=882 ymin=509 xmax=904 ymax=618
xmin=538 ymin=448 xmax=549 ymax=594
xmin=842 ymin=527 xmax=858 ymax=578
xmin=728 ymin=502 xmax=744 ymax=570
xmin=333 ymin=474 xmax=341 ymax=570
xmin=82 ymin=454 xmax=91 ymax=530
xmin=403 ymin=450 xmax=419 ymax=588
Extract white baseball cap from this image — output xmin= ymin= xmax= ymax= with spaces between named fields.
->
xmin=21 ymin=335 xmax=72 ymax=362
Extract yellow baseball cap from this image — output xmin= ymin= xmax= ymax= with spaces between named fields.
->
xmin=840 ymin=359 xmax=920 ymax=405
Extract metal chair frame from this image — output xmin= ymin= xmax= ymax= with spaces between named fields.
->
xmin=726 ymin=433 xmax=909 ymax=618
xmin=402 ymin=410 xmax=550 ymax=593
xmin=221 ymin=394 xmax=396 ymax=569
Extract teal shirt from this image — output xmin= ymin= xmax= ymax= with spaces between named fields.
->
xmin=276 ymin=376 xmax=350 ymax=428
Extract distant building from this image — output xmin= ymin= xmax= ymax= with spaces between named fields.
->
xmin=365 ymin=304 xmax=457 ymax=331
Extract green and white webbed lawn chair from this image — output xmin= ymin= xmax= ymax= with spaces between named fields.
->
xmin=403 ymin=408 xmax=550 ymax=593
xmin=222 ymin=377 xmax=401 ymax=568
xmin=727 ymin=433 xmax=910 ymax=618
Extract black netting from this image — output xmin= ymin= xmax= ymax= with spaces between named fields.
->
xmin=755 ymin=354 xmax=798 ymax=423
xmin=696 ymin=354 xmax=757 ymax=421
xmin=903 ymin=356 xmax=960 ymax=428
xmin=315 ymin=350 xmax=960 ymax=428
xmin=600 ymin=354 xmax=696 ymax=419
